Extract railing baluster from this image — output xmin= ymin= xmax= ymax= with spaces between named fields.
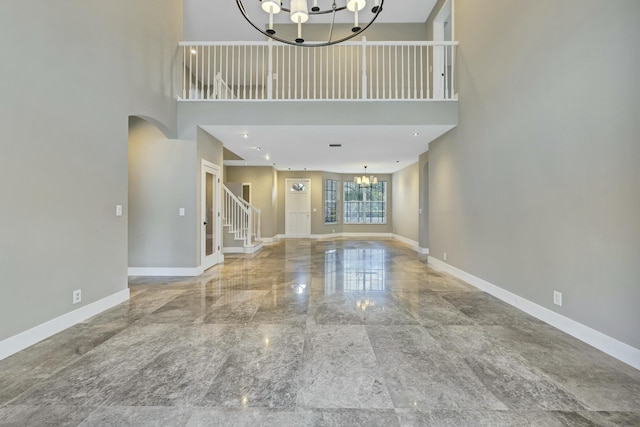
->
xmin=401 ymin=46 xmax=405 ymax=99
xmin=195 ymin=45 xmax=199 ymax=99
xmin=182 ymin=46 xmax=186 ymax=99
xmin=189 ymin=45 xmax=193 ymax=99
xmin=243 ymin=45 xmax=247 ymax=100
xmin=394 ymin=46 xmax=398 ymax=99
xmin=426 ymin=45 xmax=430 ymax=99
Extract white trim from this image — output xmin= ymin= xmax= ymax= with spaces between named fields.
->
xmin=223 ymin=247 xmax=244 ymax=254
xmin=0 ymin=289 xmax=130 ymax=361
xmin=241 ymin=182 xmax=252 ymax=204
xmin=390 ymin=234 xmax=429 ymax=255
xmin=201 ymin=160 xmax=222 ymax=270
xmin=128 ymin=266 xmax=204 ymax=277
xmin=427 ymin=256 xmax=640 ymax=371
xmin=223 ymin=241 xmax=264 ymax=254
xmin=265 ymin=235 xmax=285 ymax=244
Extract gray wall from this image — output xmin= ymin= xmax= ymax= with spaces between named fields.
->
xmin=392 ymin=162 xmax=420 ymax=242
xmin=0 ymin=0 xmax=182 ymax=341
xmin=418 ymin=151 xmax=429 ymax=249
xmin=128 ymin=118 xmax=197 ymax=268
xmin=427 ymin=0 xmax=640 ymax=349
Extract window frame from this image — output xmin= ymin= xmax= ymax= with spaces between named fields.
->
xmin=343 ymin=181 xmax=387 ymax=224
xmin=323 ymin=179 xmax=339 ymax=224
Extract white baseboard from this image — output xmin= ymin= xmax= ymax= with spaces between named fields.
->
xmin=0 ymin=288 xmax=130 ymax=361
xmin=391 ymin=234 xmax=429 ymax=255
xmin=127 ymin=267 xmax=204 ymax=277
xmin=223 ymin=247 xmax=244 ymax=254
xmin=223 ymin=242 xmax=264 ymax=254
xmin=340 ymin=232 xmax=393 ymax=238
xmin=428 ymin=256 xmax=640 ymax=371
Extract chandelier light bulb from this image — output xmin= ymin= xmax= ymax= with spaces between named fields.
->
xmin=262 ymin=1 xmax=281 ymax=34
xmin=290 ymin=0 xmax=309 ymax=24
xmin=261 ymin=0 xmax=281 ymax=13
xmin=347 ymin=0 xmax=366 ymax=31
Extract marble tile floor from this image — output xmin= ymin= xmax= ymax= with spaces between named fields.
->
xmin=1 ymin=238 xmax=639 ymax=426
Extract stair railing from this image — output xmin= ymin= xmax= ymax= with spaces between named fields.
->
xmin=223 ymin=185 xmax=261 ymax=247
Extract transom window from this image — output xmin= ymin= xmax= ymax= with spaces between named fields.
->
xmin=343 ymin=181 xmax=387 ymax=224
xmin=290 ymin=182 xmax=307 ymax=192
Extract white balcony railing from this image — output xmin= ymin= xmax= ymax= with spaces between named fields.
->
xmin=179 ymin=39 xmax=457 ymax=102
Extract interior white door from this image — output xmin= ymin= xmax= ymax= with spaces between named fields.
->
xmin=202 ymin=161 xmax=221 ymax=270
xmin=285 ymin=179 xmax=311 ymax=237
xmin=433 ymin=0 xmax=452 ymax=100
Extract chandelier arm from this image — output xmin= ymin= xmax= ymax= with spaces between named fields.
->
xmin=237 ymin=0 xmax=384 ymax=47
xmin=328 ymin=1 xmax=337 ymax=43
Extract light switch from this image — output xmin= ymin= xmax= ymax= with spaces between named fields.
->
xmin=179 ymin=208 xmax=185 ymax=216
xmin=116 ymin=205 xmax=123 ymax=216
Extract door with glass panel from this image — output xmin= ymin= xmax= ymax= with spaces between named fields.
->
xmin=202 ymin=161 xmax=221 ymax=270
xmin=285 ymin=179 xmax=311 ymax=237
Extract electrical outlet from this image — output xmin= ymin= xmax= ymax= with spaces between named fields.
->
xmin=443 ymin=252 xmax=447 ymax=261
xmin=553 ymin=291 xmax=562 ymax=306
xmin=73 ymin=289 xmax=82 ymax=304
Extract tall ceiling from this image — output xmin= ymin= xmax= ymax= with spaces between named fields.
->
xmin=183 ymin=1 xmax=446 ymax=173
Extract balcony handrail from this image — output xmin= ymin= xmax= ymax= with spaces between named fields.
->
xmin=179 ymin=40 xmax=459 ymax=47
xmin=180 ymin=38 xmax=458 ymax=102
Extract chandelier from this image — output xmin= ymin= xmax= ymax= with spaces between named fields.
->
xmin=354 ymin=165 xmax=378 ymax=186
xmin=236 ymin=0 xmax=384 ymax=47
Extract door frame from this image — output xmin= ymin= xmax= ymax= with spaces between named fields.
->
xmin=242 ymin=182 xmax=252 ymax=204
xmin=285 ymin=178 xmax=311 ymax=238
xmin=433 ymin=0 xmax=453 ymax=99
xmin=201 ymin=160 xmax=221 ymax=270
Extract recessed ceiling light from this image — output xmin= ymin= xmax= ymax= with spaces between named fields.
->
xmin=190 ymin=48 xmax=197 ymax=55
xmin=413 ymin=132 xmax=420 ymax=136
xmin=265 ymin=155 xmax=270 ymax=160
xmin=242 ymin=133 xmax=249 ymax=139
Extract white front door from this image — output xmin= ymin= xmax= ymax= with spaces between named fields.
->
xmin=202 ymin=161 xmax=221 ymax=270
xmin=285 ymin=179 xmax=311 ymax=237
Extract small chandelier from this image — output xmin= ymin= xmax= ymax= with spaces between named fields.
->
xmin=354 ymin=165 xmax=378 ymax=186
xmin=236 ymin=0 xmax=384 ymax=47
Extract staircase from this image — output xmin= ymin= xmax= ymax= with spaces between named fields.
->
xmin=223 ymin=185 xmax=262 ymax=254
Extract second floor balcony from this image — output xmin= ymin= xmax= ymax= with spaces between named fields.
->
xmin=179 ymin=39 xmax=458 ymax=102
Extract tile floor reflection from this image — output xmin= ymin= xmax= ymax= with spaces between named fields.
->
xmin=1 ymin=238 xmax=639 ymax=426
